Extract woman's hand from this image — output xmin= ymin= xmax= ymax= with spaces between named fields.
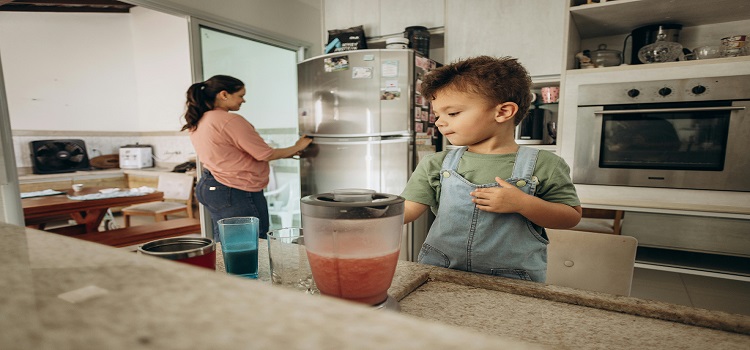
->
xmin=265 ymin=135 xmax=314 ymax=161
xmin=295 ymin=135 xmax=313 ymax=153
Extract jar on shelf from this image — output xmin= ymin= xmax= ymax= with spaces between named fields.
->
xmin=404 ymin=26 xmax=430 ymax=57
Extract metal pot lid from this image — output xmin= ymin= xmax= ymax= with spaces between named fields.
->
xmin=138 ymin=237 xmax=215 ymax=260
xmin=592 ymin=44 xmax=621 ymax=56
xmin=301 ymin=189 xmax=405 ymax=219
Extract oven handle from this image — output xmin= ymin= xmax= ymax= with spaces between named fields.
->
xmin=593 ymin=106 xmax=746 ymax=115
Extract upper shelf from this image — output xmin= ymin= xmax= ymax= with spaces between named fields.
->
xmin=365 ymin=27 xmax=444 ymax=50
xmin=570 ymin=0 xmax=750 ymax=39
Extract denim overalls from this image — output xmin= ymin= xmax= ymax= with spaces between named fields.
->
xmin=417 ymin=146 xmax=549 ymax=282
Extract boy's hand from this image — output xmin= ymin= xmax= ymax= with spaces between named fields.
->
xmin=470 ymin=177 xmax=529 ymax=213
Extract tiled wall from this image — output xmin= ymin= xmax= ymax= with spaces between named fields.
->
xmin=12 ymin=128 xmax=301 ymax=173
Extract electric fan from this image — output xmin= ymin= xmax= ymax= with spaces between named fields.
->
xmin=29 ymin=139 xmax=91 ymax=174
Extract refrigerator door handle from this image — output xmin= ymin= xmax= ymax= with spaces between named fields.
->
xmin=311 ymin=138 xmax=409 ymax=146
xmin=307 ymin=132 xmax=410 ymax=138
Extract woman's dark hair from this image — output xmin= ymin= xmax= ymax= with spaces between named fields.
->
xmin=420 ymin=56 xmax=532 ymax=126
xmin=181 ymin=75 xmax=244 ymax=131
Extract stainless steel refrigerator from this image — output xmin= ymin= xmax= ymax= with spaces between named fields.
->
xmin=297 ymin=49 xmax=441 ymax=261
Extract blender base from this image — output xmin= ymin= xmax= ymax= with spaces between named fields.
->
xmin=373 ymin=295 xmax=400 ymax=312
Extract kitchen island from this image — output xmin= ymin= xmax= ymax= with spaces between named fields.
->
xmin=4 ymin=223 xmax=749 ymax=349
xmin=218 ymin=240 xmax=750 ymax=349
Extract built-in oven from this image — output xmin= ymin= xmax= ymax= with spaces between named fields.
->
xmin=574 ymin=75 xmax=750 ymax=192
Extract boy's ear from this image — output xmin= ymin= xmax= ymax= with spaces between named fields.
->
xmin=494 ymin=102 xmax=519 ymax=124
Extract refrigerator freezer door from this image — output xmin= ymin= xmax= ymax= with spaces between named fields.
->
xmin=298 ymin=50 xmax=412 ymax=137
xmin=300 ymin=137 xmax=410 ymax=196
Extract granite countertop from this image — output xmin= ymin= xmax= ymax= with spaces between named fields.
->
xmin=215 ymin=240 xmax=750 ymax=349
xmin=4 ymin=223 xmax=750 ymax=349
xmin=0 ymin=223 xmax=541 ymax=350
xmin=574 ymin=184 xmax=750 ymax=216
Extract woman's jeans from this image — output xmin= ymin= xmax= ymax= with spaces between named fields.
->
xmin=196 ymin=169 xmax=270 ymax=241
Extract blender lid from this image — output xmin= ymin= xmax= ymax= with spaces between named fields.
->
xmin=301 ymin=189 xmax=405 ymax=219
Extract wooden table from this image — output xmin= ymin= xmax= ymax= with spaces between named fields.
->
xmin=22 ymin=188 xmax=163 ymax=234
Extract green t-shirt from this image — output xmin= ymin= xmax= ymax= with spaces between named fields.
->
xmin=401 ymin=148 xmax=581 ymax=213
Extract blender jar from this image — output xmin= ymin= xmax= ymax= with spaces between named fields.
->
xmin=301 ymin=189 xmax=405 ymax=305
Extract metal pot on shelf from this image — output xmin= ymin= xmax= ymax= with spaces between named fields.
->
xmin=590 ymin=44 xmax=622 ymax=67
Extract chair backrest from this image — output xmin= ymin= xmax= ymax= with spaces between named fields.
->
xmin=546 ymin=229 xmax=638 ymax=296
xmin=156 ymin=173 xmax=195 ymax=202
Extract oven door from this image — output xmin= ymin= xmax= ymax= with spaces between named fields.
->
xmin=574 ymin=100 xmax=750 ymax=191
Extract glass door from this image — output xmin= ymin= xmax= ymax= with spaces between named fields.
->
xmin=600 ymin=101 xmax=732 ymax=171
xmin=188 ymin=19 xmax=305 ymax=234
xmin=189 ymin=19 xmax=301 ymax=130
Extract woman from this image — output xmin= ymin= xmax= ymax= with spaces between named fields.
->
xmin=182 ymin=75 xmax=312 ymax=241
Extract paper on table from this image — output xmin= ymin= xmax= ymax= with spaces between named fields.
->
xmin=68 ymin=190 xmax=147 ymax=201
xmin=20 ymin=189 xmax=64 ymax=199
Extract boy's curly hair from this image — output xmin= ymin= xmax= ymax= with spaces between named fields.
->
xmin=420 ymin=56 xmax=532 ymax=126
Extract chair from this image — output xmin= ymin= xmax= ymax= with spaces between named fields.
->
xmin=571 ymin=208 xmax=624 ymax=235
xmin=122 ymin=173 xmax=195 ymax=227
xmin=263 ymin=166 xmax=301 ymax=229
xmin=546 ymin=229 xmax=638 ymax=296
xmin=264 ymin=182 xmax=301 ymax=229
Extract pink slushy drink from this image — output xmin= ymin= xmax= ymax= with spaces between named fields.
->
xmin=306 ymin=249 xmax=400 ymax=305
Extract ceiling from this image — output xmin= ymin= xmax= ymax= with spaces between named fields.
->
xmin=0 ymin=0 xmax=134 ymax=13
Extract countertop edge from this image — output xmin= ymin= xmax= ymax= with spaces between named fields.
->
xmin=408 ymin=267 xmax=750 ymax=335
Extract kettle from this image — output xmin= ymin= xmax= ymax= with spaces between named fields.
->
xmin=624 ymin=23 xmax=682 ymax=65
xmin=300 ymin=189 xmax=404 ymax=308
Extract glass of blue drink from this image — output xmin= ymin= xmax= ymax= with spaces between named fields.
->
xmin=217 ymin=217 xmax=259 ymax=279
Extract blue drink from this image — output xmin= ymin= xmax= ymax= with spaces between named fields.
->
xmin=218 ymin=217 xmax=260 ymax=279
xmin=223 ymin=244 xmax=259 ymax=278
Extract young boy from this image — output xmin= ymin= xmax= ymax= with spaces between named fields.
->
xmin=402 ymin=56 xmax=582 ymax=282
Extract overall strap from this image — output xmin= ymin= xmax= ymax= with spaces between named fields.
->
xmin=510 ymin=146 xmax=540 ymax=179
xmin=442 ymin=146 xmax=468 ymax=171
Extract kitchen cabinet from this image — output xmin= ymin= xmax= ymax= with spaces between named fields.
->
xmin=323 ymin=0 xmax=445 ymax=60
xmin=563 ymin=0 xmax=750 ymax=73
xmin=558 ymin=0 xmax=750 ymax=167
xmin=444 ymin=0 xmax=566 ymax=81
xmin=324 ymin=0 xmax=443 ymax=38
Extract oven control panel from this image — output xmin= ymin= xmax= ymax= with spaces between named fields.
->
xmin=578 ymin=75 xmax=748 ymax=105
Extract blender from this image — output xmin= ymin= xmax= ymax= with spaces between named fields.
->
xmin=300 ymin=189 xmax=404 ymax=311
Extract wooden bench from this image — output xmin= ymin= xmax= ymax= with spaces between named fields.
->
xmin=67 ymin=218 xmax=202 ymax=248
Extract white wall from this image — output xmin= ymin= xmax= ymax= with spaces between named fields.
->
xmin=130 ymin=6 xmax=193 ymax=131
xmin=143 ymin=0 xmax=324 ymax=57
xmin=0 ymin=12 xmax=140 ymax=131
xmin=0 ymin=10 xmax=191 ymax=133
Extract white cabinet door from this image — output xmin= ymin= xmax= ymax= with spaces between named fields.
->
xmin=379 ymin=0 xmax=444 ymax=35
xmin=445 ymin=0 xmax=565 ymax=78
xmin=324 ymin=0 xmax=380 ymax=36
xmin=325 ymin=0 xmax=444 ymax=38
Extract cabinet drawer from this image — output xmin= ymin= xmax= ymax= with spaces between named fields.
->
xmin=621 ymin=212 xmax=750 ymax=258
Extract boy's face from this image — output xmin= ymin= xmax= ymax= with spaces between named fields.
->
xmin=431 ymin=88 xmax=506 ymax=147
